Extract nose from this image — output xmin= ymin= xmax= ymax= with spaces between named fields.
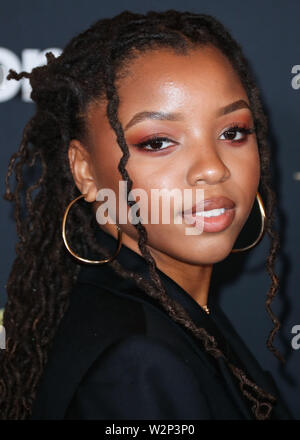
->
xmin=186 ymin=139 xmax=230 ymax=186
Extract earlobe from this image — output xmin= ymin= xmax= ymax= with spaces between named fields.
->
xmin=67 ymin=140 xmax=98 ymax=202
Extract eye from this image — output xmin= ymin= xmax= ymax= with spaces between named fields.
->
xmin=219 ymin=124 xmax=255 ymax=143
xmin=132 ymin=136 xmax=177 ymax=152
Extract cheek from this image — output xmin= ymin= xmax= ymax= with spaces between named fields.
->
xmin=127 ymin=160 xmax=181 ymax=202
xmin=231 ymin=147 xmax=260 ymax=214
xmin=92 ymin=144 xmax=123 ymax=191
xmin=126 ymin=150 xmax=178 ymax=188
xmin=246 ymin=147 xmax=261 ymax=188
xmin=125 ymin=160 xmax=182 ymax=226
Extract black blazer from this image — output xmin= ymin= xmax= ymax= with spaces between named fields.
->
xmin=31 ymin=227 xmax=292 ymax=420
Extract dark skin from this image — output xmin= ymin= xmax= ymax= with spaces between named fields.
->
xmin=68 ymin=45 xmax=260 ymax=307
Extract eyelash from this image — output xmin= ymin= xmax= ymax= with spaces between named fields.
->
xmin=132 ymin=123 xmax=256 ymax=152
xmin=220 ymin=122 xmax=256 ymax=143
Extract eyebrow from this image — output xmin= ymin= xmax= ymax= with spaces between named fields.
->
xmin=218 ymin=99 xmax=251 ymax=116
xmin=124 ymin=111 xmax=182 ymax=131
xmin=123 ymin=99 xmax=251 ymax=131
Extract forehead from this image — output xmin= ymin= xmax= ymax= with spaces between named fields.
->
xmin=85 ymin=45 xmax=249 ymax=144
xmin=115 ymin=45 xmax=247 ymax=106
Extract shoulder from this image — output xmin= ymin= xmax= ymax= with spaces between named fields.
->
xmin=60 ymin=280 xmax=195 ymax=349
xmin=31 ymin=282 xmax=148 ymax=419
xmin=52 ymin=279 xmax=217 ymax=381
xmin=64 ymin=280 xmax=209 ymax=365
xmin=31 ymin=281 xmax=215 ymax=419
xmin=64 ymin=334 xmax=212 ymax=420
xmin=79 ymin=334 xmax=200 ymax=379
xmin=55 ymin=281 xmax=148 ymax=346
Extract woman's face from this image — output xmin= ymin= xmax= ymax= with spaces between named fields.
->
xmin=70 ymin=45 xmax=260 ymax=266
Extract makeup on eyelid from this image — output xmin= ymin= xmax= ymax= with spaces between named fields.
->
xmin=125 ymin=111 xmax=255 ymax=153
xmin=128 ymin=123 xmax=255 ymax=153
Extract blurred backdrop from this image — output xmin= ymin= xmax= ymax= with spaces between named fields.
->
xmin=0 ymin=0 xmax=299 ymax=418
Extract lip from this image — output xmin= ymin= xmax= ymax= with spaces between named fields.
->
xmin=182 ymin=196 xmax=236 ymax=233
xmin=182 ymin=196 xmax=236 ymax=215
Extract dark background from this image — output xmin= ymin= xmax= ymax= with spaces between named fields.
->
xmin=0 ymin=0 xmax=299 ymax=418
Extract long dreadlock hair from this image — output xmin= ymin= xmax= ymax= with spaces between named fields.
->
xmin=1 ymin=10 xmax=283 ymax=420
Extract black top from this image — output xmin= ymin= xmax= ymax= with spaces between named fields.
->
xmin=31 ymin=226 xmax=293 ymax=420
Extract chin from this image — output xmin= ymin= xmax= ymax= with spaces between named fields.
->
xmin=187 ymin=252 xmax=232 ymax=265
xmin=155 ymin=244 xmax=232 ymax=266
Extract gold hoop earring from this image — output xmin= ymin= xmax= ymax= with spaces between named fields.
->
xmin=62 ymin=193 xmax=122 ymax=264
xmin=231 ymin=191 xmax=266 ymax=253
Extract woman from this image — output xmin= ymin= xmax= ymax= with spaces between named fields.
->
xmin=1 ymin=10 xmax=293 ymax=420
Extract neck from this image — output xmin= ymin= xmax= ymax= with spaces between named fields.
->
xmin=115 ymin=227 xmax=213 ymax=308
xmin=149 ymin=247 xmax=213 ymax=308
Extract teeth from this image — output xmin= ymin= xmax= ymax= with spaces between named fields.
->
xmin=195 ymin=208 xmax=226 ymax=218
